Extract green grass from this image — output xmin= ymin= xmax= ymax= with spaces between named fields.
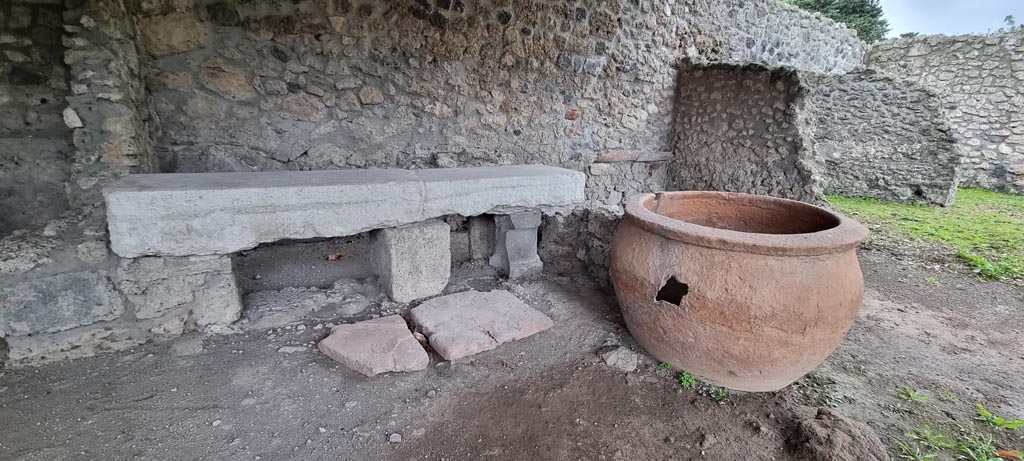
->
xmin=828 ymin=188 xmax=1024 ymax=282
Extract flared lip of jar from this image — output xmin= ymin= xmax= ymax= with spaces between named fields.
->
xmin=623 ymin=191 xmax=869 ymax=257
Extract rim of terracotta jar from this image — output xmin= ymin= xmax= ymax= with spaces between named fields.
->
xmin=623 ymin=191 xmax=869 ymax=257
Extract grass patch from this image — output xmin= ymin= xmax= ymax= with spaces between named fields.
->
xmin=828 ymin=188 xmax=1024 ymax=283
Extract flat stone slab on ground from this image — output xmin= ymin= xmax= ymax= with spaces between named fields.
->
xmin=318 ymin=315 xmax=429 ymax=377
xmin=410 ymin=290 xmax=553 ymax=360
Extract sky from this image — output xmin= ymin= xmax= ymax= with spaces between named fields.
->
xmin=879 ymin=0 xmax=1024 ymax=37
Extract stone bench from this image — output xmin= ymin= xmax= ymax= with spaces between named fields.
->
xmin=104 ymin=165 xmax=585 ymax=302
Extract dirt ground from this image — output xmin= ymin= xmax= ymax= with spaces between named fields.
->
xmin=1 ymin=247 xmax=1022 ymax=460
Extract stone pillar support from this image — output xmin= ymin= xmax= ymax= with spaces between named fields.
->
xmin=371 ymin=220 xmax=451 ymax=303
xmin=489 ymin=211 xmax=543 ymax=278
xmin=467 ymin=215 xmax=495 ymax=261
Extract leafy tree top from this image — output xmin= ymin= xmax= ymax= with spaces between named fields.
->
xmin=781 ymin=0 xmax=891 ymax=43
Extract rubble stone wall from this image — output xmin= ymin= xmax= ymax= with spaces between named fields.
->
xmin=0 ymin=0 xmax=867 ymax=366
xmin=137 ymin=0 xmax=863 ymax=204
xmin=869 ymin=32 xmax=1024 ymax=194
xmin=671 ymin=63 xmax=822 ymax=203
xmin=0 ymin=0 xmax=71 ymax=236
xmin=804 ymin=70 xmax=962 ymax=205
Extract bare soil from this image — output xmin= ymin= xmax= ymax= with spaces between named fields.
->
xmin=0 ymin=248 xmax=1021 ymax=460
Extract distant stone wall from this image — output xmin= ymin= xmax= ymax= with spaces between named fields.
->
xmin=804 ymin=70 xmax=962 ymax=205
xmin=0 ymin=0 xmax=70 ymax=236
xmin=869 ymin=32 xmax=1024 ymax=194
xmin=671 ymin=63 xmax=822 ymax=203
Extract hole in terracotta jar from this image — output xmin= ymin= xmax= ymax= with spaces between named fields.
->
xmin=655 ymin=276 xmax=688 ymax=305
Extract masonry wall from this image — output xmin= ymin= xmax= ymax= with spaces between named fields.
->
xmin=671 ymin=63 xmax=822 ymax=203
xmin=869 ymin=32 xmax=1024 ymax=194
xmin=804 ymin=70 xmax=962 ymax=205
xmin=0 ymin=0 xmax=866 ymax=367
xmin=136 ymin=0 xmax=864 ymax=204
xmin=0 ymin=0 xmax=70 ymax=236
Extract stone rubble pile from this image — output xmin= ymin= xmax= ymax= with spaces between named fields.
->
xmin=317 ymin=289 xmax=553 ymax=376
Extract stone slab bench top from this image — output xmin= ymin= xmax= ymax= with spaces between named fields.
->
xmin=104 ymin=165 xmax=585 ymax=258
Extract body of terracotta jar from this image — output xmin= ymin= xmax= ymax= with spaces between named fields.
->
xmin=610 ymin=191 xmax=869 ymax=392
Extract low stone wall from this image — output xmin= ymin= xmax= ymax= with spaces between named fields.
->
xmin=804 ymin=70 xmax=961 ymax=205
xmin=671 ymin=63 xmax=822 ymax=203
xmin=869 ymin=32 xmax=1024 ymax=194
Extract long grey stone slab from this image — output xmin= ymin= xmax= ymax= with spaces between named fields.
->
xmin=104 ymin=165 xmax=585 ymax=257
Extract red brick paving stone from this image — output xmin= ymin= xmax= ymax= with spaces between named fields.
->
xmin=409 ymin=290 xmax=554 ymax=360
xmin=317 ymin=315 xmax=429 ymax=377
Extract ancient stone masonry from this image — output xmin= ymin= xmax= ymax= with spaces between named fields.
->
xmin=0 ymin=0 xmax=70 ymax=236
xmin=136 ymin=0 xmax=863 ymax=205
xmin=63 ymin=0 xmax=156 ymax=204
xmin=869 ymin=31 xmax=1024 ymax=194
xmin=1 ymin=0 xmax=871 ymax=367
xmin=671 ymin=63 xmax=823 ymax=203
xmin=804 ymin=71 xmax=962 ymax=205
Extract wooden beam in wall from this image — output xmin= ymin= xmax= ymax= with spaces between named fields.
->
xmin=594 ymin=151 xmax=672 ymax=163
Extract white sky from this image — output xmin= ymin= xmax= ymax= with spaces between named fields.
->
xmin=879 ymin=0 xmax=1024 ymax=37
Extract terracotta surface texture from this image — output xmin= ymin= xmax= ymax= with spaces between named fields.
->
xmin=610 ymin=192 xmax=869 ymax=392
xmin=317 ymin=315 xmax=429 ymax=377
xmin=410 ymin=290 xmax=554 ymax=361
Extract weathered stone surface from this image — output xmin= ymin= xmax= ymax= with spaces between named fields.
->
xmin=138 ymin=12 xmax=207 ymax=56
xmin=489 ymin=211 xmax=543 ymax=278
xmin=104 ymin=165 xmax=585 ymax=257
xmin=0 ymin=271 xmax=125 ymax=337
xmin=870 ymin=32 xmax=1024 ymax=194
xmin=115 ymin=256 xmax=241 ymax=328
xmin=672 ymin=63 xmax=821 ymax=203
xmin=0 ymin=233 xmax=58 ymax=274
xmin=467 ymin=215 xmax=494 ymax=261
xmin=372 ymin=220 xmax=451 ymax=303
xmin=793 ymin=408 xmax=890 ymax=461
xmin=805 ymin=71 xmax=962 ymax=205
xmin=410 ymin=290 xmax=553 ymax=360
xmin=357 ymin=86 xmax=384 ymax=104
xmin=6 ymin=321 xmax=149 ymax=367
xmin=277 ymin=92 xmax=326 ymax=121
xmin=597 ymin=344 xmax=639 ymax=373
xmin=62 ymin=108 xmax=84 ymax=128
xmin=317 ymin=315 xmax=429 ymax=376
xmin=201 ymin=60 xmax=255 ymax=101
xmin=241 ymin=277 xmax=377 ymax=330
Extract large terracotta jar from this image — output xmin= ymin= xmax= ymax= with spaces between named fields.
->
xmin=610 ymin=191 xmax=869 ymax=392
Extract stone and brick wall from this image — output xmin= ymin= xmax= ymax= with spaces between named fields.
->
xmin=0 ymin=0 xmax=70 ymax=236
xmin=804 ymin=70 xmax=962 ymax=205
xmin=1 ymin=0 xmax=868 ymax=367
xmin=671 ymin=63 xmax=822 ymax=203
xmin=869 ymin=31 xmax=1024 ymax=194
xmin=135 ymin=0 xmax=863 ymax=205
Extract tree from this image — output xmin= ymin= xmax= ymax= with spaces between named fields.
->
xmin=781 ymin=0 xmax=891 ymax=43
xmin=997 ymin=15 xmax=1024 ymax=33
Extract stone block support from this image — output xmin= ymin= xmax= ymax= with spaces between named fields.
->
xmin=372 ymin=220 xmax=451 ymax=303
xmin=468 ymin=215 xmax=495 ymax=261
xmin=116 ymin=255 xmax=243 ymax=334
xmin=489 ymin=211 xmax=543 ymax=278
